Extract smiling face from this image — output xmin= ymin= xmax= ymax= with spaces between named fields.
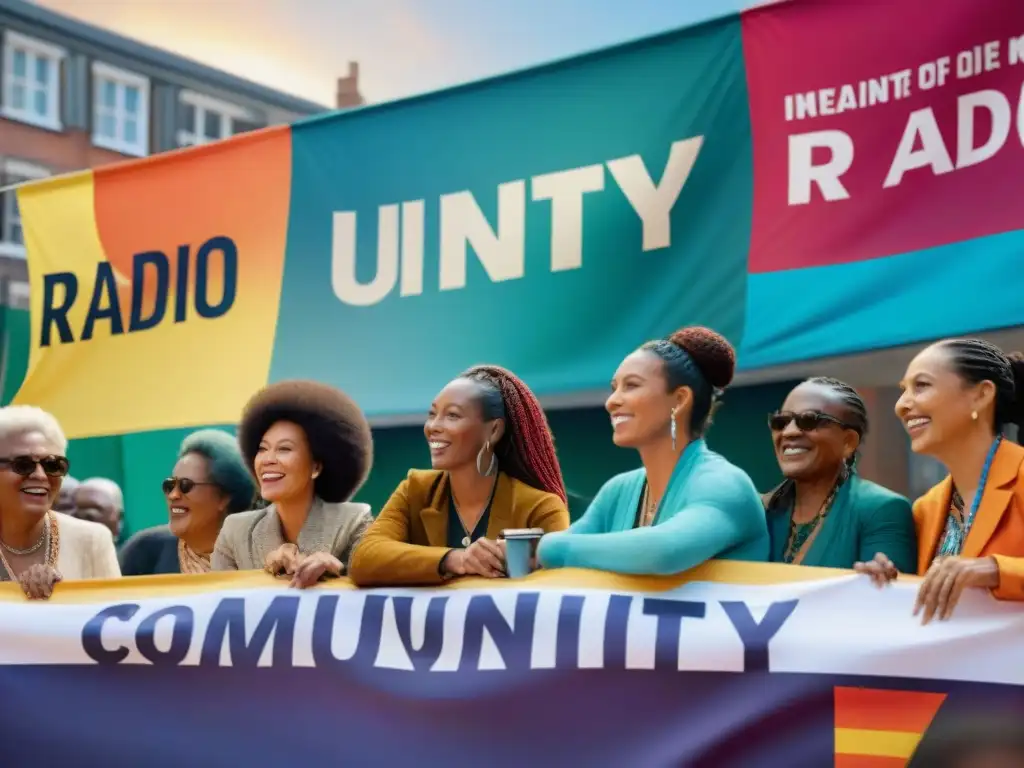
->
xmin=166 ymin=452 xmax=228 ymax=543
xmin=771 ymin=382 xmax=860 ymax=482
xmin=424 ymin=379 xmax=501 ymax=471
xmin=605 ymin=350 xmax=691 ymax=449
xmin=254 ymin=421 xmax=320 ymax=504
xmin=0 ymin=430 xmax=64 ymax=523
xmin=895 ymin=344 xmax=993 ymax=457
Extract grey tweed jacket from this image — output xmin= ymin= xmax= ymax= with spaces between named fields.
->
xmin=211 ymin=497 xmax=372 ymax=572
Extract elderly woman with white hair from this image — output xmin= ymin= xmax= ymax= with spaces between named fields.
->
xmin=0 ymin=406 xmax=120 ymax=599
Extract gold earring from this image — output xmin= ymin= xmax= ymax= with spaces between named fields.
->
xmin=311 ymin=471 xmax=320 ymax=479
xmin=971 ymin=410 xmax=978 ymax=421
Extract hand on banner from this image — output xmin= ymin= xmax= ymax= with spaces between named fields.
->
xmin=853 ymin=553 xmax=898 ymax=587
xmin=18 ymin=564 xmax=62 ymax=600
xmin=914 ymin=556 xmax=1000 ymax=624
xmin=290 ymin=552 xmax=344 ymax=589
xmin=265 ymin=544 xmax=301 ymax=577
xmin=448 ymin=538 xmax=506 ymax=578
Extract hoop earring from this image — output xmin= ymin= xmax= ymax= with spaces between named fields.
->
xmin=670 ymin=407 xmax=678 ymax=451
xmin=476 ymin=441 xmax=497 ymax=476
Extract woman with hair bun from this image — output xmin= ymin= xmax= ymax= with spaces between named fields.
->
xmin=856 ymin=338 xmax=1024 ymax=622
xmin=212 ymin=380 xmax=374 ymax=588
xmin=349 ymin=365 xmax=569 ymax=586
xmin=538 ymin=327 xmax=769 ymax=575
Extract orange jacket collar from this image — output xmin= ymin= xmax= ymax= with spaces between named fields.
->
xmin=917 ymin=440 xmax=1024 ymax=573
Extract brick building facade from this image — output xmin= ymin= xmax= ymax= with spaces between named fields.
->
xmin=0 ymin=0 xmax=362 ymax=306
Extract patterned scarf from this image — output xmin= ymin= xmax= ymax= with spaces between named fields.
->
xmin=178 ymin=540 xmax=212 ymax=574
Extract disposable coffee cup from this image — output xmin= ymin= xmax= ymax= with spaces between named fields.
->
xmin=502 ymin=528 xmax=545 ymax=578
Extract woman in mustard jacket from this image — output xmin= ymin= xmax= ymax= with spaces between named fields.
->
xmin=349 ymin=365 xmax=569 ymax=586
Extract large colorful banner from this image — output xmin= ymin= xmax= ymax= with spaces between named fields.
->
xmin=14 ymin=0 xmax=1024 ymax=438
xmin=1 ymin=563 xmax=1022 ymax=767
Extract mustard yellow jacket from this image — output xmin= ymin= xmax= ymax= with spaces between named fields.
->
xmin=349 ymin=469 xmax=569 ymax=586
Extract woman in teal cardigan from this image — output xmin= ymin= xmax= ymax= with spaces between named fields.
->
xmin=538 ymin=327 xmax=769 ymax=575
xmin=764 ymin=377 xmax=916 ymax=571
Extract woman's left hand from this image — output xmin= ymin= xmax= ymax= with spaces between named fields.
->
xmin=290 ymin=552 xmax=344 ymax=589
xmin=914 ymin=556 xmax=1000 ymax=624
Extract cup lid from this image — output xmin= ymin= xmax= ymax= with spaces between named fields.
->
xmin=502 ymin=528 xmax=545 ymax=539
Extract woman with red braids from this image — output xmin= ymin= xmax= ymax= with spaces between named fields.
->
xmin=538 ymin=327 xmax=769 ymax=575
xmin=349 ymin=365 xmax=570 ymax=586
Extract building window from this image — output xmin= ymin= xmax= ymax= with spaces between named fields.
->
xmin=92 ymin=62 xmax=149 ymax=156
xmin=177 ymin=90 xmax=255 ymax=147
xmin=6 ymin=280 xmax=29 ymax=310
xmin=2 ymin=31 xmax=64 ymax=131
xmin=0 ymin=159 xmax=49 ymax=258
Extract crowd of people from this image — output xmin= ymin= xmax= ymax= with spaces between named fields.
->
xmin=0 ymin=326 xmax=1023 ymax=626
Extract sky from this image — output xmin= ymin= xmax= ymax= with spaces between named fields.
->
xmin=33 ymin=0 xmax=751 ymax=107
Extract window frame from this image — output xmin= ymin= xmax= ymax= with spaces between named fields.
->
xmin=177 ymin=90 xmax=252 ymax=147
xmin=0 ymin=158 xmax=50 ymax=259
xmin=1 ymin=30 xmax=65 ymax=131
xmin=91 ymin=61 xmax=150 ymax=157
xmin=6 ymin=279 xmax=30 ymax=310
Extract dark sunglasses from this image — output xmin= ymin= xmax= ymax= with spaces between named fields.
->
xmin=768 ymin=410 xmax=858 ymax=433
xmin=0 ymin=455 xmax=70 ymax=477
xmin=162 ymin=477 xmax=217 ymax=496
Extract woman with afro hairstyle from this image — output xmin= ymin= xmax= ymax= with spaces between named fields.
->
xmin=349 ymin=365 xmax=569 ymax=586
xmin=212 ymin=380 xmax=374 ymax=588
xmin=538 ymin=327 xmax=769 ymax=575
xmin=857 ymin=338 xmax=1024 ymax=623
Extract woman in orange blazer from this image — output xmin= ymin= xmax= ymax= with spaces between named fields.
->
xmin=349 ymin=365 xmax=569 ymax=586
xmin=856 ymin=338 xmax=1024 ymax=623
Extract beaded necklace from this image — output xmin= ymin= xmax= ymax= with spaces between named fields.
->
xmin=936 ymin=436 xmax=1001 ymax=558
xmin=783 ymin=478 xmax=842 ymax=564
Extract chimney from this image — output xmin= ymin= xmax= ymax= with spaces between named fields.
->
xmin=336 ymin=61 xmax=364 ymax=109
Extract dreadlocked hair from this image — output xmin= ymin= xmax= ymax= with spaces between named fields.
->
xmin=459 ymin=365 xmax=567 ymax=504
xmin=805 ymin=376 xmax=868 ymax=470
xmin=937 ymin=338 xmax=1024 ymax=431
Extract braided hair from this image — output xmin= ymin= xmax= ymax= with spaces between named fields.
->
xmin=459 ymin=365 xmax=567 ymax=503
xmin=804 ymin=376 xmax=868 ymax=470
xmin=937 ymin=338 xmax=1024 ymax=432
xmin=642 ymin=326 xmax=737 ymax=435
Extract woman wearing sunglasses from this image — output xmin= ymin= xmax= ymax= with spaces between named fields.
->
xmin=0 ymin=406 xmax=120 ymax=599
xmin=764 ymin=377 xmax=916 ymax=571
xmin=212 ymin=380 xmax=374 ymax=587
xmin=538 ymin=327 xmax=768 ymax=575
xmin=119 ymin=430 xmax=257 ymax=576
